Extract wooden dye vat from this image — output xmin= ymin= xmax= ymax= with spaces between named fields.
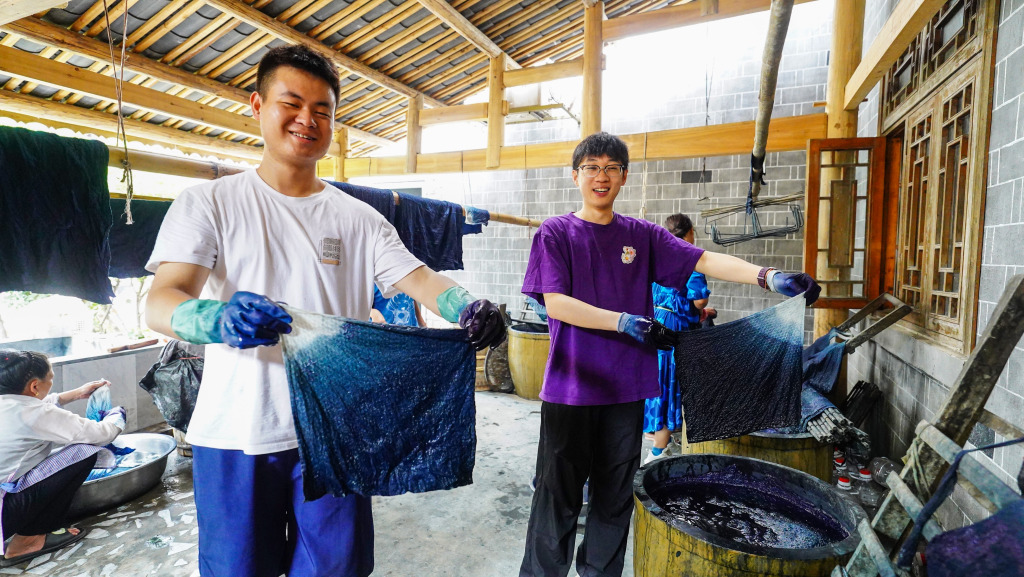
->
xmin=633 ymin=454 xmax=863 ymax=577
xmin=680 ymin=420 xmax=832 ymax=483
xmin=507 ymin=323 xmax=549 ymax=401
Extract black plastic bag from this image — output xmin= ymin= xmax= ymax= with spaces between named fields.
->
xmin=138 ymin=340 xmax=204 ymax=432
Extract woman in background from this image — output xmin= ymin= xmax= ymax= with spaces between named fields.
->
xmin=642 ymin=214 xmax=714 ymax=464
xmin=0 ymin=350 xmax=126 ymax=567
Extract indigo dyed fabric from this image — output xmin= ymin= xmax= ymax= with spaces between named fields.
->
xmin=924 ymin=500 xmax=1024 ymax=577
xmin=898 ymin=435 xmax=1024 ymax=570
xmin=326 ymin=180 xmax=396 ymax=222
xmin=85 ymin=386 xmax=112 ymax=422
xmin=107 ymin=199 xmax=170 ymax=278
xmin=325 ymin=180 xmax=470 ymax=270
xmin=678 ymin=295 xmax=804 ymax=443
xmin=0 ymin=126 xmax=114 ymax=304
xmin=803 ymin=328 xmax=845 ymax=394
xmin=281 ymin=307 xmax=477 ymax=500
xmin=393 ymin=192 xmax=464 ymax=271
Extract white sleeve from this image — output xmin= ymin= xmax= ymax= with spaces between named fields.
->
xmin=25 ymin=403 xmax=122 ymax=446
xmin=373 ymin=220 xmax=425 ymax=298
xmin=146 ymin=187 xmax=219 ymax=273
xmin=42 ymin=393 xmax=62 ymax=408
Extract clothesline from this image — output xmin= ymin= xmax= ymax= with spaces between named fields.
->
xmin=110 ymin=191 xmax=544 ymax=228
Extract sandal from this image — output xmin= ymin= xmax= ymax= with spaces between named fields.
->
xmin=0 ymin=527 xmax=89 ymax=568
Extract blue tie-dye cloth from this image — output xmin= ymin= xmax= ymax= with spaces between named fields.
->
xmin=803 ymin=328 xmax=845 ymax=394
xmin=678 ymin=295 xmax=804 ymax=443
xmin=281 ymin=307 xmax=477 ymax=501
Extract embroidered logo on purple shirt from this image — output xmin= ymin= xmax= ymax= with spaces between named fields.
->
xmin=621 ymin=246 xmax=636 ymax=264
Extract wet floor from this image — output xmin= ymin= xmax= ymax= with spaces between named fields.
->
xmin=1 ymin=392 xmax=637 ymax=576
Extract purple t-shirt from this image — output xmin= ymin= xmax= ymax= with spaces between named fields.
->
xmin=522 ymin=213 xmax=705 ymax=406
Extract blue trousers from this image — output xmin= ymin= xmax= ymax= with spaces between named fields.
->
xmin=192 ymin=446 xmax=373 ymax=577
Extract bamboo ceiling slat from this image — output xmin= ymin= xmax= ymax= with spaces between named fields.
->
xmin=132 ymin=2 xmax=204 ymax=54
xmin=358 ymin=15 xmax=443 ymax=66
xmin=125 ymin=0 xmax=193 ymax=49
xmin=331 ymin=1 xmax=422 ymax=53
xmin=228 ymin=65 xmax=258 ymax=88
xmin=378 ymin=30 xmax=459 ymax=75
xmin=84 ymin=0 xmax=141 ymax=38
xmin=277 ymin=0 xmax=321 ymax=26
xmin=69 ymin=0 xmax=112 ymax=33
xmin=308 ymin=0 xmax=388 ymax=41
xmin=196 ymin=30 xmax=267 ymax=77
xmin=415 ymin=52 xmax=485 ymax=92
xmin=162 ymin=13 xmax=236 ymax=65
xmin=335 ymin=87 xmax=391 ymax=118
xmin=201 ymin=31 xmax=270 ymax=78
xmin=396 ymin=44 xmax=476 ymax=83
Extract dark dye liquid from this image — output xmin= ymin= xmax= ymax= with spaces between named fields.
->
xmin=649 ymin=468 xmax=848 ymax=549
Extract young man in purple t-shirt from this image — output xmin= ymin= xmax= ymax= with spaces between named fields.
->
xmin=519 ymin=132 xmax=820 ymax=577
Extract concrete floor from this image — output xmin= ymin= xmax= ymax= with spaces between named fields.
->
xmin=2 ymin=392 xmax=639 ymax=577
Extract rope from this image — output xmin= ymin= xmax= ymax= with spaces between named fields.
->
xmin=101 ymin=0 xmax=134 ymax=225
xmin=697 ymin=22 xmax=713 ymax=202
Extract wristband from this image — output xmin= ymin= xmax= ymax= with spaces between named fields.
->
xmin=757 ymin=267 xmax=776 ymax=292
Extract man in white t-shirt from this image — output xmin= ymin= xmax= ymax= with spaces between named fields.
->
xmin=144 ymin=45 xmax=505 ymax=577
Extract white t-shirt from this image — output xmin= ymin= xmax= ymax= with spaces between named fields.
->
xmin=0 ymin=394 xmax=123 ymax=481
xmin=146 ymin=170 xmax=423 ymax=454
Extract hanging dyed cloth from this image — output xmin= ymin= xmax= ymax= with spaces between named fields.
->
xmin=803 ymin=328 xmax=845 ymax=394
xmin=327 ymin=180 xmax=396 ymax=222
xmin=107 ymin=198 xmax=170 ymax=278
xmin=0 ymin=126 xmax=114 ymax=304
xmin=678 ymin=294 xmax=804 ymax=443
xmin=281 ymin=307 xmax=477 ymax=501
xmin=897 ymin=436 xmax=1024 ymax=574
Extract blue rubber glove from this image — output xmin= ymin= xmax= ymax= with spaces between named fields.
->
xmin=459 ymin=299 xmax=507 ymax=351
xmin=171 ymin=291 xmax=292 ymax=349
xmin=617 ymin=314 xmax=678 ymax=350
xmin=769 ymin=271 xmax=822 ymax=305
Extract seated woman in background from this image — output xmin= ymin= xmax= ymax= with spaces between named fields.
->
xmin=0 ymin=350 xmax=126 ymax=568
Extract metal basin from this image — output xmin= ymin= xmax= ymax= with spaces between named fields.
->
xmin=67 ymin=433 xmax=177 ymax=519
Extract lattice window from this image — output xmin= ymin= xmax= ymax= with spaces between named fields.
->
xmin=923 ymin=0 xmax=979 ymax=78
xmin=896 ymin=114 xmax=931 ymax=311
xmin=882 ymin=38 xmax=921 ymax=119
xmin=880 ymin=0 xmax=980 ymax=126
xmin=930 ymin=82 xmax=973 ymax=331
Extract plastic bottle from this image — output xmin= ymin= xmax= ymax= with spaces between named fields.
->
xmin=831 ymin=456 xmax=849 ymax=485
xmin=870 ymin=456 xmax=900 ymax=486
xmin=835 ymin=475 xmax=859 ymax=502
xmin=854 ymin=467 xmax=882 ymax=511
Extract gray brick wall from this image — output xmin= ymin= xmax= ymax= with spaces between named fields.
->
xmin=847 ymin=0 xmax=1024 ymax=530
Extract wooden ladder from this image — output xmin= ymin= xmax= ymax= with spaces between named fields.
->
xmin=834 ymin=274 xmax=1024 ymax=577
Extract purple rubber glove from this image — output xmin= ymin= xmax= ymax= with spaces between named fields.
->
xmin=220 ymin=291 xmax=292 ymax=349
xmin=770 ymin=272 xmax=822 ymax=305
xmin=458 ymin=299 xmax=507 ymax=351
xmin=617 ymin=314 xmax=678 ymax=350
xmin=101 ymin=406 xmax=127 ymax=429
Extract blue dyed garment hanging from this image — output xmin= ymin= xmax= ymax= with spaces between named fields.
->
xmin=677 ymin=295 xmax=805 ymax=443
xmin=328 ymin=180 xmax=396 ymax=222
xmin=803 ymin=328 xmax=845 ymax=394
xmin=107 ymin=199 xmax=170 ymax=278
xmin=281 ymin=307 xmax=477 ymax=501
xmin=0 ymin=126 xmax=114 ymax=304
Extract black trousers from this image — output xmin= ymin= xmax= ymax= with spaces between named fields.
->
xmin=520 ymin=401 xmax=644 ymax=577
xmin=1 ymin=453 xmax=96 ymax=539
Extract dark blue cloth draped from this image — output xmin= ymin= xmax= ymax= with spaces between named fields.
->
xmin=0 ymin=126 xmax=114 ymax=304
xmin=678 ymin=295 xmax=804 ymax=443
xmin=107 ymin=199 xmax=171 ymax=278
xmin=324 ymin=180 xmax=471 ymax=271
xmin=281 ymin=308 xmax=477 ymax=501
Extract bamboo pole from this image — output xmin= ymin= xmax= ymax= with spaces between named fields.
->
xmin=581 ymin=0 xmax=604 ymax=137
xmin=333 ymin=127 xmax=349 ymax=183
xmin=750 ymin=0 xmax=794 ymax=199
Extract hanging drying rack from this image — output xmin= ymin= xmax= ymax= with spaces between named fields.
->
xmin=699 ymin=191 xmax=805 ymax=246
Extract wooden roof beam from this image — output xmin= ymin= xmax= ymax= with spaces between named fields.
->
xmin=603 ymin=0 xmax=818 ymax=43
xmin=203 ymin=0 xmax=446 ymax=108
xmin=0 ymin=44 xmax=263 ymax=139
xmin=0 ymin=90 xmax=263 ymax=160
xmin=0 ymin=1 xmax=66 ymax=26
xmin=0 ymin=18 xmax=396 ymax=149
xmin=843 ymin=0 xmax=946 ymax=110
xmin=416 ymin=0 xmax=521 ymax=69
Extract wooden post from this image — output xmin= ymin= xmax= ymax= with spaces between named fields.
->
xmin=814 ymin=0 xmax=864 ymax=401
xmin=486 ymin=55 xmax=506 ymax=169
xmin=581 ymin=0 xmax=604 ymax=137
xmin=333 ymin=126 xmax=349 ymax=182
xmin=406 ymin=94 xmax=422 ymax=174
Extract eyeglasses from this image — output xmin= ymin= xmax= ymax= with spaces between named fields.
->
xmin=575 ymin=164 xmax=625 ymax=178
